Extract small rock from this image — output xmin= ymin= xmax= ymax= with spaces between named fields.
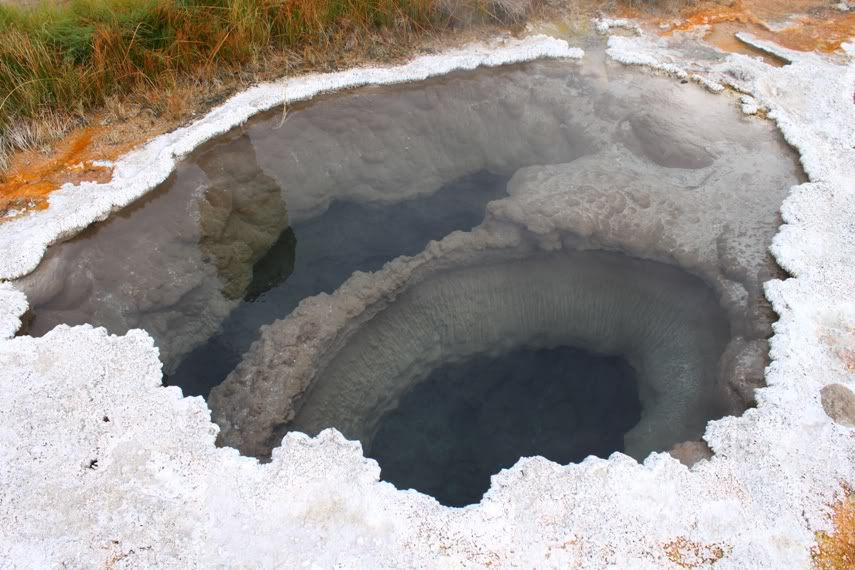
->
xmin=821 ymin=384 xmax=855 ymax=427
xmin=669 ymin=441 xmax=713 ymax=467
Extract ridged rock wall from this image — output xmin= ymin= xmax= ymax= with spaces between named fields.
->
xmin=0 ymin=31 xmax=852 ymax=569
xmin=290 ymin=252 xmax=730 ymax=460
xmin=210 ymin=64 xmax=802 ymax=457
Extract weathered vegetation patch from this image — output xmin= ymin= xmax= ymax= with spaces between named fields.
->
xmin=0 ymin=0 xmax=530 ymax=172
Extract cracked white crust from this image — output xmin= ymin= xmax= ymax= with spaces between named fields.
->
xmin=1 ymin=29 xmax=854 ymax=568
xmin=0 ymin=283 xmax=26 ymax=340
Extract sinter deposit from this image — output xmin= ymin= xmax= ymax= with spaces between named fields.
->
xmin=0 ymin=31 xmax=853 ymax=569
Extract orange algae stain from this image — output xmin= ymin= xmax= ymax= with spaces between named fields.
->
xmin=0 ymin=127 xmax=125 ymax=220
xmin=676 ymin=1 xmax=761 ymax=28
xmin=770 ymin=13 xmax=855 ymax=53
xmin=813 ymin=486 xmax=855 ymax=570
xmin=612 ymin=4 xmax=644 ymax=20
xmin=662 ymin=537 xmax=729 ymax=568
xmin=658 ymin=0 xmax=855 ymax=57
xmin=702 ymin=21 xmax=790 ymax=66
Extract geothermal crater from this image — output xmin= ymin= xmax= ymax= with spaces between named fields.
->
xmin=288 ymin=250 xmax=730 ymax=505
xmin=13 ymin=51 xmax=804 ymax=505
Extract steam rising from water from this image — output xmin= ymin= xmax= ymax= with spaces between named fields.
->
xmin=13 ymin=53 xmax=804 ymax=478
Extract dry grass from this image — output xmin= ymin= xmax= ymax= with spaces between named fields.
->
xmin=0 ymin=0 xmax=682 ymax=176
xmin=0 ymin=0 xmax=539 ymax=171
xmin=0 ymin=111 xmax=80 ymax=169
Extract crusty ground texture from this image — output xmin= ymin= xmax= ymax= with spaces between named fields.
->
xmin=1 ymin=26 xmax=854 ymax=570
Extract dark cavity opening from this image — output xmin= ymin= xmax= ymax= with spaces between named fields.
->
xmin=276 ymin=250 xmax=732 ymax=484
xmin=368 ymin=346 xmax=641 ymax=507
xmin=14 ymin=53 xmax=806 ymax=492
xmin=171 ymin=169 xmax=508 ymax=396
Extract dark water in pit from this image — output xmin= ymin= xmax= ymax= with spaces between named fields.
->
xmin=171 ymin=170 xmax=508 ymax=396
xmin=15 ymin=52 xmax=806 ymax=489
xmin=368 ymin=346 xmax=642 ymax=507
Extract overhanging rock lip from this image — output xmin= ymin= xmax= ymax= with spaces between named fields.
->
xmin=0 ymin=282 xmax=27 ymax=340
xmin=0 ymin=26 xmax=854 ymax=568
xmin=0 ymin=35 xmax=583 ymax=282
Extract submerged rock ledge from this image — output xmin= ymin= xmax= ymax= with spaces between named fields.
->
xmin=0 ymin=35 xmax=581 ymax=282
xmin=0 ymin=31 xmax=854 ymax=568
xmin=211 ymin=129 xmax=796 ymax=458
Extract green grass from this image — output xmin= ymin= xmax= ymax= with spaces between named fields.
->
xmin=0 ymin=0 xmax=504 ymax=168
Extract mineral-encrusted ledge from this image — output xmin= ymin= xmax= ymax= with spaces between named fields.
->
xmin=1 ymin=28 xmax=854 ymax=569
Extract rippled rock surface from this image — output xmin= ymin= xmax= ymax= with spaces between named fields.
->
xmin=290 ymin=252 xmax=730 ymax=463
xmin=13 ymin=52 xmax=804 ymax=477
xmin=14 ymin=134 xmax=287 ymax=370
xmin=206 ymin=56 xmax=802 ymax=461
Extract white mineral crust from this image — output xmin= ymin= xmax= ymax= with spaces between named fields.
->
xmin=0 ymin=35 xmax=581 ymax=281
xmin=0 ymin=28 xmax=854 ymax=568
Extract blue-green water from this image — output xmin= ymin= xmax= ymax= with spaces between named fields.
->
xmin=369 ymin=346 xmax=641 ymax=507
